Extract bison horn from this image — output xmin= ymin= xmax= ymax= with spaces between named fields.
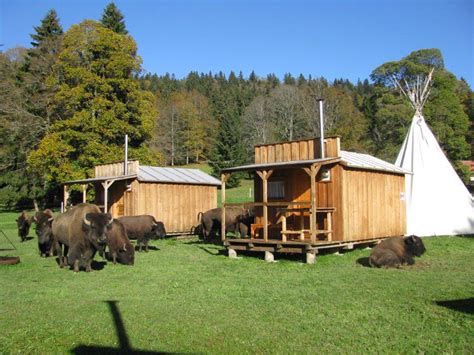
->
xmin=48 ymin=217 xmax=54 ymax=222
xmin=107 ymin=213 xmax=113 ymax=225
xmin=83 ymin=214 xmax=92 ymax=226
xmin=123 ymin=243 xmax=127 ymax=252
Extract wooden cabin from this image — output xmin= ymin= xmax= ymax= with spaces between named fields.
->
xmin=63 ymin=160 xmax=221 ymax=234
xmin=220 ymin=136 xmax=408 ymax=260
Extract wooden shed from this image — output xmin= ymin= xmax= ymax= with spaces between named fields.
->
xmin=220 ymin=136 xmax=408 ymax=259
xmin=63 ymin=160 xmax=221 ymax=234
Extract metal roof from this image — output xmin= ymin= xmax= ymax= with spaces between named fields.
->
xmin=138 ymin=166 xmax=221 ymax=186
xmin=220 ymin=157 xmax=342 ymax=173
xmin=340 ymin=151 xmax=411 ymax=174
xmin=64 ymin=174 xmax=138 ymax=185
xmin=220 ymin=152 xmax=410 ymax=175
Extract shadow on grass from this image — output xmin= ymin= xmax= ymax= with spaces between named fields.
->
xmin=435 ymin=298 xmax=474 ymax=315
xmin=356 ymin=257 xmax=371 ymax=267
xmin=72 ymin=300 xmax=172 ymax=355
xmin=134 ymin=245 xmax=160 ymax=252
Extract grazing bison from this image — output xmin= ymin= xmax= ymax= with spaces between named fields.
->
xmin=117 ymin=215 xmax=166 ymax=252
xmin=52 ymin=203 xmax=112 ymax=272
xmin=369 ymin=235 xmax=426 ymax=268
xmin=198 ymin=206 xmax=254 ymax=240
xmin=105 ymin=220 xmax=135 ymax=265
xmin=16 ymin=211 xmax=32 ymax=242
xmin=33 ymin=209 xmax=54 ymax=257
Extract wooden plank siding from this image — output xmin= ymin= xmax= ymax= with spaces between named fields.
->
xmin=341 ymin=167 xmax=406 ymax=241
xmin=95 ymin=160 xmax=139 ymax=177
xmin=134 ymin=182 xmax=216 ymax=233
xmin=254 ymin=137 xmax=341 ymax=164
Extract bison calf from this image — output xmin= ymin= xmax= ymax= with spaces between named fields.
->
xmin=369 ymin=235 xmax=426 ymax=268
xmin=117 ymin=215 xmax=166 ymax=252
xmin=105 ymin=220 xmax=135 ymax=265
xmin=16 ymin=211 xmax=32 ymax=242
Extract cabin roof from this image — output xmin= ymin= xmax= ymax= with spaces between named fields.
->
xmin=138 ymin=166 xmax=221 ymax=186
xmin=220 ymin=157 xmax=342 ymax=173
xmin=220 ymin=151 xmax=410 ymax=175
xmin=340 ymin=151 xmax=411 ymax=174
xmin=64 ymin=167 xmax=221 ymax=186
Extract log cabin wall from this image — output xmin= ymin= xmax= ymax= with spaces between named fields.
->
xmin=95 ymin=160 xmax=139 ymax=177
xmin=132 ymin=182 xmax=217 ymax=233
xmin=254 ymin=137 xmax=341 ymax=164
xmin=341 ymin=167 xmax=406 ymax=241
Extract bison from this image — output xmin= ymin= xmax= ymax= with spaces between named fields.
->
xmin=117 ymin=215 xmax=166 ymax=252
xmin=52 ymin=203 xmax=112 ymax=272
xmin=33 ymin=209 xmax=54 ymax=257
xmin=105 ymin=220 xmax=135 ymax=265
xmin=198 ymin=206 xmax=254 ymax=240
xmin=16 ymin=211 xmax=32 ymax=242
xmin=369 ymin=235 xmax=426 ymax=268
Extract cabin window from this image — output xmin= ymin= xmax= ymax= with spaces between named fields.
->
xmin=318 ymin=168 xmax=331 ymax=182
xmin=268 ymin=180 xmax=285 ymax=199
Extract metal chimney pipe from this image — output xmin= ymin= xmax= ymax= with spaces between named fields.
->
xmin=318 ymin=99 xmax=325 ymax=159
xmin=124 ymin=134 xmax=128 ymax=175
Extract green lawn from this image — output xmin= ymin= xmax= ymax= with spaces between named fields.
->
xmin=1 ymin=211 xmax=473 ymax=353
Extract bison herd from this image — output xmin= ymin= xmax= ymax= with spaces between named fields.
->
xmin=16 ymin=204 xmax=426 ymax=271
xmin=16 ymin=203 xmax=167 ymax=272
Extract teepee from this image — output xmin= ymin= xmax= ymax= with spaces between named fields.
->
xmin=394 ymin=69 xmax=474 ymax=236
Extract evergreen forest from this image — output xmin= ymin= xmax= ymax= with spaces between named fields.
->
xmin=1 ymin=3 xmax=472 ymax=209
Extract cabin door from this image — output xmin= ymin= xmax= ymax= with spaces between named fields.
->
xmin=110 ymin=182 xmax=126 ymax=218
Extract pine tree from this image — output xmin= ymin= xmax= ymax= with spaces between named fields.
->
xmin=100 ymin=2 xmax=128 ymax=34
xmin=30 ymin=9 xmax=63 ymax=47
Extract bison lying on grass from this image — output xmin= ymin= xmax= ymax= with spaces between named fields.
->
xmin=369 ymin=235 xmax=426 ymax=268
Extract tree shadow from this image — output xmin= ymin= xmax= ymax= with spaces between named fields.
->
xmin=134 ymin=245 xmax=160 ymax=252
xmin=356 ymin=257 xmax=371 ymax=267
xmin=435 ymin=298 xmax=474 ymax=315
xmin=72 ymin=300 xmax=172 ymax=354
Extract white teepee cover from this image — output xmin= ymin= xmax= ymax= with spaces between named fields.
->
xmin=396 ymin=112 xmax=474 ymax=236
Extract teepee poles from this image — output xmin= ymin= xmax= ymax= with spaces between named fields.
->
xmin=391 ymin=68 xmax=434 ymax=114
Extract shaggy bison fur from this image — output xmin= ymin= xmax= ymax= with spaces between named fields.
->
xmin=369 ymin=235 xmax=426 ymax=268
xmin=105 ymin=220 xmax=135 ymax=265
xmin=33 ymin=209 xmax=54 ymax=257
xmin=16 ymin=211 xmax=32 ymax=242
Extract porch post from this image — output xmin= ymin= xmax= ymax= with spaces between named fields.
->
xmin=81 ymin=184 xmax=88 ymax=203
xmin=257 ymin=170 xmax=273 ymax=242
xmin=220 ymin=173 xmax=229 ymax=241
xmin=101 ymin=180 xmax=114 ymax=213
xmin=304 ymin=165 xmax=321 ymax=244
xmin=63 ymin=185 xmax=69 ymax=211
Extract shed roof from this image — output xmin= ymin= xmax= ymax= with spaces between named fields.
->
xmin=340 ymin=151 xmax=411 ymax=174
xmin=64 ymin=167 xmax=221 ymax=186
xmin=220 ymin=152 xmax=410 ymax=175
xmin=138 ymin=166 xmax=221 ymax=186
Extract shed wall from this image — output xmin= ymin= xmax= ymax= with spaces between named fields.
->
xmin=132 ymin=182 xmax=217 ymax=233
xmin=341 ymin=168 xmax=406 ymax=240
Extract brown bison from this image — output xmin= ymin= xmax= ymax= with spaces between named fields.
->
xmin=198 ymin=206 xmax=254 ymax=240
xmin=33 ymin=209 xmax=54 ymax=257
xmin=369 ymin=235 xmax=426 ymax=268
xmin=16 ymin=211 xmax=32 ymax=242
xmin=117 ymin=215 xmax=166 ymax=252
xmin=52 ymin=203 xmax=112 ymax=272
xmin=105 ymin=220 xmax=135 ymax=265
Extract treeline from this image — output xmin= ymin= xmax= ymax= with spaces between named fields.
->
xmin=0 ymin=3 xmax=472 ymax=209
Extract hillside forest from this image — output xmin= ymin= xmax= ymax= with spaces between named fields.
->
xmin=1 ymin=3 xmax=472 ymax=208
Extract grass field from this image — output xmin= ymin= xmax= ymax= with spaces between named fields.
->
xmin=1 ymin=211 xmax=473 ymax=354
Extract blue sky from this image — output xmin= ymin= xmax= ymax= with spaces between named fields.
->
xmin=1 ymin=0 xmax=473 ymax=86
